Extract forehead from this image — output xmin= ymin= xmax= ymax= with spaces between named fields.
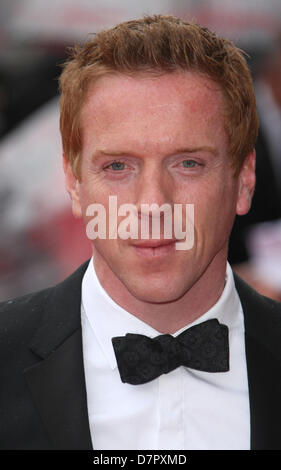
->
xmin=82 ymin=70 xmax=224 ymax=114
xmin=80 ymin=71 xmax=228 ymax=152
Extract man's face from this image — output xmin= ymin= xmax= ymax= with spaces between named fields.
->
xmin=64 ymin=71 xmax=255 ymax=303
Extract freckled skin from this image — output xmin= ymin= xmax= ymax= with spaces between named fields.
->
xmin=64 ymin=71 xmax=255 ymax=333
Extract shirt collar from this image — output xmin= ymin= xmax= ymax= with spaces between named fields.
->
xmin=81 ymin=258 xmax=241 ymax=370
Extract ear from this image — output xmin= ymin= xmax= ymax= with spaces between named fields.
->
xmin=63 ymin=154 xmax=82 ymax=218
xmin=236 ymin=150 xmax=256 ymax=216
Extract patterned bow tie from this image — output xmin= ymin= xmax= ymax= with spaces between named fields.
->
xmin=112 ymin=319 xmax=229 ymax=385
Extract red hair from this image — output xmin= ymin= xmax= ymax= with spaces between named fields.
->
xmin=59 ymin=15 xmax=258 ymax=179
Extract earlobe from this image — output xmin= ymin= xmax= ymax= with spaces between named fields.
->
xmin=63 ymin=154 xmax=83 ymax=218
xmin=236 ymin=150 xmax=256 ymax=216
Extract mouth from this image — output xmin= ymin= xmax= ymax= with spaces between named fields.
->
xmin=131 ymin=239 xmax=177 ymax=257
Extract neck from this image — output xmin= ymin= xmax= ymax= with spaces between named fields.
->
xmin=92 ymin=251 xmax=227 ymax=334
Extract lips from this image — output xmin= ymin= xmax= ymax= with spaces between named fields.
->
xmin=132 ymin=239 xmax=177 ymax=248
xmin=131 ymin=239 xmax=177 ymax=257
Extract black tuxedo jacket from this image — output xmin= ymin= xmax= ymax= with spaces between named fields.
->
xmin=1 ymin=259 xmax=281 ymax=450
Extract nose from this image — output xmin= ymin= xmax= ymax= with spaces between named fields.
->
xmin=135 ymin=163 xmax=174 ymax=221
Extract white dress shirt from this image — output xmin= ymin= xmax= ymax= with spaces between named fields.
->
xmin=81 ymin=258 xmax=250 ymax=450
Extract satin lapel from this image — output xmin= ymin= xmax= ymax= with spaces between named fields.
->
xmin=234 ymin=274 xmax=281 ymax=450
xmin=24 ymin=259 xmax=93 ymax=450
xmin=24 ymin=328 xmax=93 ymax=450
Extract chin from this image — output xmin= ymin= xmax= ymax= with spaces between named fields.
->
xmin=124 ymin=278 xmax=187 ymax=304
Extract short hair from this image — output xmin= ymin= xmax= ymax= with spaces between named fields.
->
xmin=59 ymin=14 xmax=258 ymax=180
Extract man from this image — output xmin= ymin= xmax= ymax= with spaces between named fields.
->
xmin=1 ymin=15 xmax=281 ymax=450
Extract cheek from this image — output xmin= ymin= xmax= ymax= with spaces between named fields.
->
xmin=77 ymin=184 xmax=104 ymax=230
xmin=189 ymin=178 xmax=238 ymax=235
xmin=79 ymin=175 xmax=109 ymax=208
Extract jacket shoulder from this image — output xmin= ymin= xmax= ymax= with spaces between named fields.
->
xmin=0 ymin=287 xmax=53 ymax=346
xmin=234 ymin=272 xmax=281 ymax=318
xmin=234 ymin=272 xmax=281 ymax=355
xmin=0 ymin=259 xmax=90 ymax=350
xmin=0 ymin=287 xmax=52 ymax=314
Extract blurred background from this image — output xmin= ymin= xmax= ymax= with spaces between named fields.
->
xmin=0 ymin=0 xmax=281 ymax=301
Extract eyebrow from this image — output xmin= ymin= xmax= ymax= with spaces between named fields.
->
xmin=99 ymin=150 xmax=131 ymax=157
xmin=92 ymin=146 xmax=218 ymax=160
xmin=173 ymin=146 xmax=218 ymax=156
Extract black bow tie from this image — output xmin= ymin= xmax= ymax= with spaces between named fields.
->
xmin=112 ymin=319 xmax=229 ymax=385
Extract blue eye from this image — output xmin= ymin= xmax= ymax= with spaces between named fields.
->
xmin=110 ymin=161 xmax=125 ymax=170
xmin=182 ymin=160 xmax=197 ymax=168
